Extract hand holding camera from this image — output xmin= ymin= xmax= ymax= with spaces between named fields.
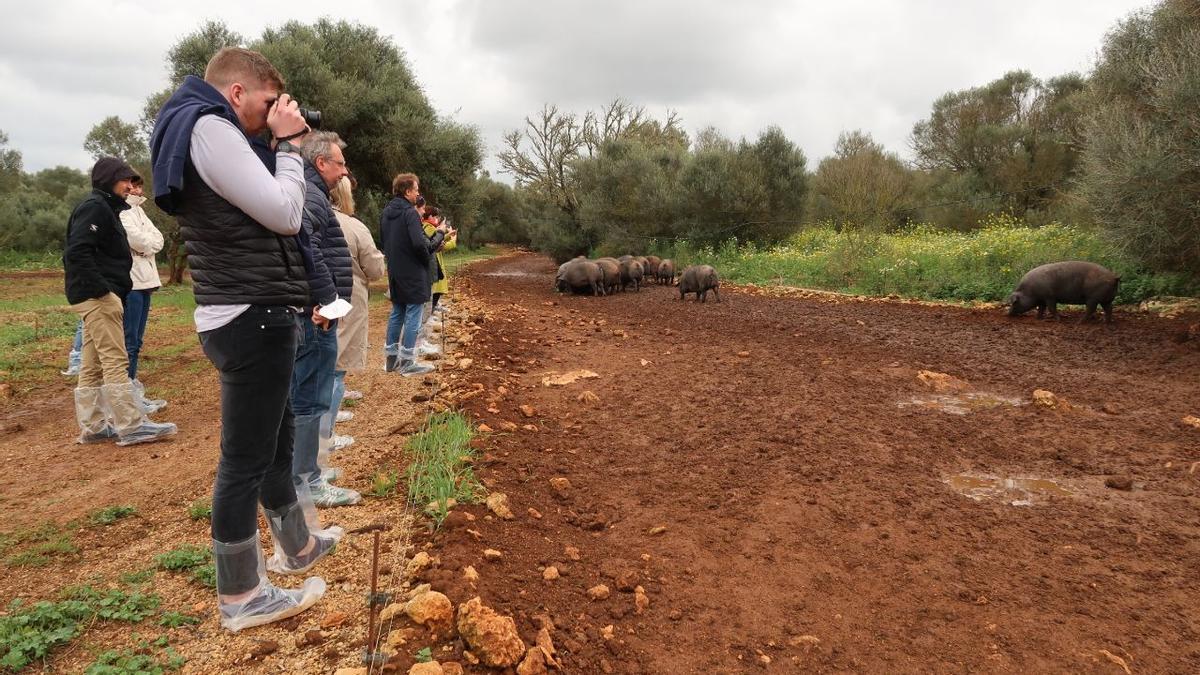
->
xmin=268 ymin=94 xmax=309 ymax=144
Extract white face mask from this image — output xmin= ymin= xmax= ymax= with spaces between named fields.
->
xmin=126 ymin=193 xmax=146 ymax=207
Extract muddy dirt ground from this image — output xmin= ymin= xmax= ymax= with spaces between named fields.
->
xmin=2 ymin=251 xmax=1199 ymax=673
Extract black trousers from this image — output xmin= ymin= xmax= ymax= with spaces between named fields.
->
xmin=199 ymin=305 xmax=301 ymax=543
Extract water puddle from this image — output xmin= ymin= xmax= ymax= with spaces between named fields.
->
xmin=899 ymin=392 xmax=1026 ymax=415
xmin=946 ymin=474 xmax=1071 ymax=505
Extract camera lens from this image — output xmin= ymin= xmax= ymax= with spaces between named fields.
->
xmin=299 ymin=108 xmax=322 ymax=129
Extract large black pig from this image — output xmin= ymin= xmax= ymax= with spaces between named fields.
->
xmin=679 ymin=264 xmax=720 ymax=302
xmin=556 ymin=259 xmax=605 ymax=296
xmin=1007 ymin=261 xmax=1120 ymax=323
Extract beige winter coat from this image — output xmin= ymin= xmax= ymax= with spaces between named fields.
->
xmin=120 ymin=195 xmax=164 ymax=290
xmin=335 ymin=209 xmax=387 ymax=371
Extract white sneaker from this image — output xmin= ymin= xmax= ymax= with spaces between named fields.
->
xmin=417 ymin=340 xmax=440 ymax=357
xmin=309 ymin=480 xmax=361 ymax=507
xmin=332 ymin=435 xmax=355 ymax=451
xmin=335 ymin=410 xmax=353 ymax=423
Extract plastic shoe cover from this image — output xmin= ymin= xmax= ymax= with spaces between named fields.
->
xmin=335 ymin=410 xmax=353 ymax=423
xmin=61 ymin=365 xmax=81 ymax=377
xmin=80 ymin=425 xmax=118 ymax=444
xmin=332 ymin=435 xmax=355 ymax=451
xmin=214 ymin=532 xmax=325 ymax=632
xmin=309 ymin=480 xmax=362 ymax=507
xmin=132 ymin=379 xmax=168 ymax=414
xmin=265 ymin=487 xmax=345 ymax=574
xmin=74 ymin=386 xmax=111 ymax=442
xmin=116 ymin=421 xmax=178 ymax=446
xmin=320 ymin=466 xmax=342 ymax=483
xmin=384 ymin=354 xmax=399 ymax=372
xmin=342 ymin=390 xmax=363 ymax=401
xmin=417 ymin=340 xmax=441 ymax=356
xmin=398 ymin=360 xmax=435 ymax=377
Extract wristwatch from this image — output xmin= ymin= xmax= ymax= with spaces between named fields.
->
xmin=275 ymin=140 xmax=300 ymax=154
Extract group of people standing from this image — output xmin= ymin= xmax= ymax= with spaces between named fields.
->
xmin=63 ymin=46 xmax=456 ymax=630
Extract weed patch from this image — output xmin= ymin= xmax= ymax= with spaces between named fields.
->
xmin=89 ymin=506 xmax=137 ymax=526
xmin=405 ymin=411 xmax=483 ymax=526
xmin=366 ymin=469 xmax=400 ymax=498
xmin=153 ymin=545 xmax=209 ymax=572
xmin=0 ymin=585 xmax=164 ymax=671
xmin=85 ymin=635 xmax=185 ymax=674
xmin=185 ymin=500 xmax=211 ymax=522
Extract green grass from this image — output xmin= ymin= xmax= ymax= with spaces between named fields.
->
xmin=185 ymin=500 xmax=211 ymax=522
xmin=85 ymin=635 xmax=185 ymax=674
xmin=0 ymin=250 xmax=61 ymax=272
xmin=153 ymin=545 xmax=209 ymax=572
xmin=156 ymin=612 xmax=200 ymax=629
xmin=89 ymin=506 xmax=137 ymax=526
xmin=405 ymin=411 xmax=484 ymax=527
xmin=153 ymin=545 xmax=215 ymax=589
xmin=366 ymin=469 xmax=400 ymax=498
xmin=2 ymin=522 xmax=78 ymax=568
xmin=655 ymin=217 xmax=1199 ymax=304
xmin=441 ymin=244 xmax=503 ymax=276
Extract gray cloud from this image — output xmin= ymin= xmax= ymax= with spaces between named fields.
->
xmin=0 ymin=0 xmax=1148 ymax=175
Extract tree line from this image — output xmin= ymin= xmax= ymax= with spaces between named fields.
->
xmin=1 ymin=0 xmax=1196 ymax=281
xmin=487 ymin=0 xmax=1199 ymax=277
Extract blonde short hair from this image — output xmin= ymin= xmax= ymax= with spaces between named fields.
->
xmin=330 ymin=176 xmax=355 ymax=216
xmin=204 ymin=47 xmax=285 ymax=91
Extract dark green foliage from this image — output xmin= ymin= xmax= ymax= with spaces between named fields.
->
xmin=85 ymin=636 xmax=185 ymax=674
xmin=153 ymin=545 xmax=209 ymax=572
xmin=0 ymin=598 xmax=93 ymax=671
xmin=1079 ymin=0 xmax=1200 ymax=276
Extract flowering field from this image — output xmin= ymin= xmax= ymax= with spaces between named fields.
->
xmin=660 ymin=216 xmax=1198 ymax=303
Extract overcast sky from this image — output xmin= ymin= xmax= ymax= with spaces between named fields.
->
xmin=0 ymin=0 xmax=1148 ymax=176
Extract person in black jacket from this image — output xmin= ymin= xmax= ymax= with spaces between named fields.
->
xmin=381 ymin=173 xmax=446 ymax=375
xmin=292 ymin=131 xmax=360 ymax=508
xmin=64 ymin=157 xmax=176 ymax=447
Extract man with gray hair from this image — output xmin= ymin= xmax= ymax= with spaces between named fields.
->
xmin=291 ymin=130 xmax=359 ymax=507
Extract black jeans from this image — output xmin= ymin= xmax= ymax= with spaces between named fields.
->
xmin=200 ymin=305 xmax=301 ymax=543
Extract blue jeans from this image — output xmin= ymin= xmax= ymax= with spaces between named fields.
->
xmin=385 ymin=302 xmax=424 ymax=358
xmin=318 ymin=370 xmax=347 ymax=444
xmin=66 ymin=320 xmax=84 ymax=371
xmin=290 ymin=317 xmax=338 ymax=484
xmin=122 ymin=289 xmax=153 ymax=379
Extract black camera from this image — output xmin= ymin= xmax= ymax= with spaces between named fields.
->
xmin=299 ymin=108 xmax=322 ymax=129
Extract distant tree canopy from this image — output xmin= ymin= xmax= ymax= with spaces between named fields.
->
xmin=0 ymin=130 xmax=89 ymax=251
xmin=1079 ymin=0 xmax=1200 ymax=276
xmin=500 ymin=101 xmax=808 ymax=261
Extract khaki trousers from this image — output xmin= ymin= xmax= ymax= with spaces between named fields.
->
xmin=72 ymin=293 xmax=130 ymax=388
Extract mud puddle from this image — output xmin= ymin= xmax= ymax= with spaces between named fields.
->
xmin=900 ymin=392 xmax=1026 ymax=415
xmin=947 ymin=474 xmax=1071 ymax=505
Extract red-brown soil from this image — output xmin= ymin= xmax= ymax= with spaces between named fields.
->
xmin=1 ymin=250 xmax=1198 ymax=673
xmin=423 ymin=252 xmax=1200 ymax=673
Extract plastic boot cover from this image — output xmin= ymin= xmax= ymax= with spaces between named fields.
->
xmin=264 ymin=481 xmax=345 ymax=575
xmin=384 ymin=354 xmax=399 ymax=373
xmin=75 ymin=386 xmax=111 ymax=442
xmin=342 ymin=390 xmax=363 ymax=401
xmin=332 ymin=435 xmax=355 ymax=451
xmin=417 ymin=340 xmax=441 ymax=357
xmin=214 ymin=531 xmax=325 ymax=632
xmin=398 ymin=359 xmax=435 ymax=376
xmin=103 ymin=381 xmax=175 ymax=444
xmin=132 ymin=379 xmax=168 ymax=414
xmin=335 ymin=410 xmax=353 ymax=423
xmin=320 ymin=466 xmax=342 ymax=483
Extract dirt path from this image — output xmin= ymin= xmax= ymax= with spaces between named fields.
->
xmin=1 ymin=251 xmax=1198 ymax=673
xmin=423 ymin=252 xmax=1200 ymax=673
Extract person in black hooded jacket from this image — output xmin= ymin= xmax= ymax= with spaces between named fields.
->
xmin=64 ymin=157 xmax=176 ymax=448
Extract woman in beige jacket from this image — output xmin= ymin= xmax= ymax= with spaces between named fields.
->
xmin=121 ymin=176 xmax=167 ymax=412
xmin=327 ymin=176 xmax=386 ymax=411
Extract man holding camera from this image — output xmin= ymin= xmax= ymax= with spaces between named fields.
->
xmin=291 ymin=130 xmax=360 ymax=508
xmin=150 ymin=47 xmax=341 ymax=632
